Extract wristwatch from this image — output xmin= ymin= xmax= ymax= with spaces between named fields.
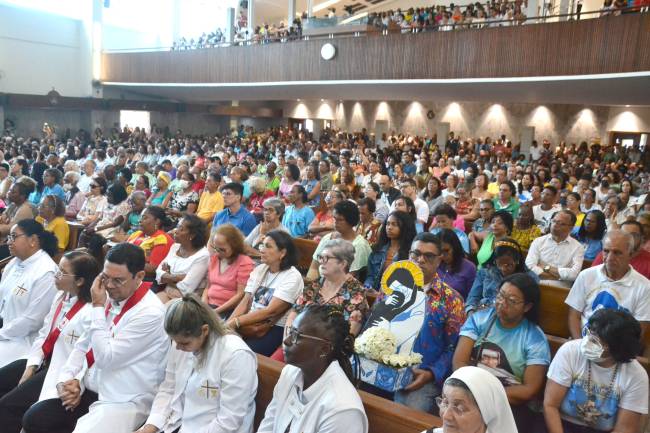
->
xmin=543 ymin=265 xmax=551 ymax=272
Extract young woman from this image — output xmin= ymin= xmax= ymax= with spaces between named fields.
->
xmin=437 ymin=228 xmax=477 ymax=299
xmin=571 ymin=209 xmax=607 ymax=261
xmin=0 ymin=251 xmax=100 ymax=433
xmin=472 ymin=173 xmax=493 ymax=201
xmin=257 ymin=304 xmax=368 ymax=433
xmin=470 ymin=210 xmax=514 ymax=267
xmin=565 ymin=192 xmax=585 ymax=227
xmin=137 ymin=295 xmax=257 ymax=433
xmin=420 ymin=177 xmax=444 ymax=216
xmin=302 ymin=161 xmax=321 ymax=207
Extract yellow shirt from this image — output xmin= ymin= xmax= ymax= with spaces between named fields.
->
xmin=196 ymin=190 xmax=224 ymax=222
xmin=487 ymin=182 xmax=500 ymax=195
xmin=36 ymin=216 xmax=70 ymax=251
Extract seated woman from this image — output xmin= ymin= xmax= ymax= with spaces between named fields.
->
xmin=156 ymin=215 xmax=210 ymax=303
xmin=511 ymin=202 xmax=542 ymax=251
xmin=571 ymin=209 xmax=606 ymax=261
xmin=244 ymin=198 xmax=288 ymax=259
xmin=470 ymin=210 xmax=514 ymax=268
xmin=77 ymin=176 xmax=108 ymax=228
xmin=364 ymin=211 xmax=417 ymax=290
xmin=0 ymin=178 xmax=37 ymax=241
xmin=36 ymin=195 xmax=69 ymax=252
xmin=0 ymin=220 xmax=59 ymax=368
xmin=308 ymin=190 xmax=342 ymax=241
xmin=146 ymin=171 xmax=173 ymax=207
xmin=453 ymin=273 xmax=551 ymax=431
xmin=121 ymin=191 xmax=147 ymax=236
xmin=423 ymin=366 xmax=517 ymax=433
xmin=0 ymin=251 xmax=99 ymax=433
xmin=437 ymin=228 xmax=477 ymax=299
xmin=257 ymin=304 xmax=368 ymax=433
xmin=126 ymin=205 xmax=174 ymax=281
xmin=165 ymin=172 xmax=199 ymax=224
xmin=137 ymin=295 xmax=257 ymax=433
xmin=79 ymin=184 xmax=130 ymax=252
xmin=394 ymin=195 xmax=423 ymax=233
xmin=565 ymin=192 xmax=585 ymax=227
xmin=302 ymin=161 xmax=321 ymax=207
xmin=227 ymin=230 xmax=303 ymax=356
xmin=203 ymin=224 xmax=255 ymax=319
xmin=247 ymin=177 xmax=275 ymax=222
xmin=544 ymin=309 xmax=648 ymax=433
xmin=63 ymin=172 xmax=86 ymax=220
xmin=465 ymin=239 xmax=538 ymax=314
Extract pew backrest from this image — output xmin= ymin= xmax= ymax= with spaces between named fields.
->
xmin=538 ymin=284 xmax=571 ymax=338
xmin=293 ymin=238 xmax=318 ymax=274
xmin=255 ymin=354 xmax=441 ymax=433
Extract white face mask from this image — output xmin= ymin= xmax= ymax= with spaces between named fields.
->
xmin=179 ymin=180 xmax=190 ymax=189
xmin=580 ymin=334 xmax=605 ymax=362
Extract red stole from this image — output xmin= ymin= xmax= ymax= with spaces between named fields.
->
xmin=41 ymin=297 xmax=86 ymax=362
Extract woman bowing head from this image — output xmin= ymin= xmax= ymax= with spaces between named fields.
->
xmin=257 ymin=304 xmax=368 ymax=433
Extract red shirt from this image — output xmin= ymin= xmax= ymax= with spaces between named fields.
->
xmin=591 ymin=249 xmax=650 ymax=280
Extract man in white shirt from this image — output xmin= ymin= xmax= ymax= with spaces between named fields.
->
xmin=77 ymin=160 xmax=97 ymax=194
xmin=566 ymin=230 xmax=650 ymax=341
xmin=533 ymin=185 xmax=561 ymax=233
xmin=580 ymin=188 xmax=601 ymax=213
xmin=361 ymin=161 xmax=382 ymax=187
xmin=391 ymin=178 xmax=429 ymax=228
xmin=525 ymin=210 xmax=585 ymax=288
xmin=23 ymin=243 xmax=169 ymax=433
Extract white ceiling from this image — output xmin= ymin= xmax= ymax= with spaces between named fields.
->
xmin=104 ymin=73 xmax=650 ymax=106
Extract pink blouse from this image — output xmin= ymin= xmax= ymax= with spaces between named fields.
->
xmin=206 ymin=253 xmax=255 ymax=307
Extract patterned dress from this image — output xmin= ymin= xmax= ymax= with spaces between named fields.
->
xmin=294 ymin=276 xmax=370 ymax=327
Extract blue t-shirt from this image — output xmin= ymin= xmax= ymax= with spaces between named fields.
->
xmin=460 ymin=308 xmax=550 ymax=385
xmin=212 ymin=206 xmax=257 ymax=236
xmin=282 ymin=205 xmax=315 ymax=238
xmin=571 ymin=227 xmax=603 ymax=261
xmin=42 ymin=184 xmax=66 ymax=202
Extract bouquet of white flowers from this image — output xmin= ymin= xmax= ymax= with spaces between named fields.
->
xmin=354 ymin=326 xmax=396 ymax=361
xmin=381 ymin=352 xmax=424 ymax=369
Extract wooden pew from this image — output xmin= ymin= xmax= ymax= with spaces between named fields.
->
xmin=293 ymin=238 xmax=318 ymax=274
xmin=67 ymin=221 xmax=85 ymax=251
xmin=538 ymin=284 xmax=571 ymax=338
xmin=255 ymin=355 xmax=441 ymax=433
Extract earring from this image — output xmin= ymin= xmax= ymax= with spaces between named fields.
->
xmin=319 ymin=353 xmax=327 ymax=359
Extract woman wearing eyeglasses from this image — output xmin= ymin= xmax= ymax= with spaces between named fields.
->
xmin=422 ymin=366 xmax=517 ymax=433
xmin=544 ymin=309 xmax=648 ymax=433
xmin=453 ymin=273 xmax=550 ymax=432
xmin=227 ymin=230 xmax=303 ymax=356
xmin=0 ymin=251 xmax=99 ymax=433
xmin=203 ymin=224 xmax=254 ymax=319
xmin=135 ymin=295 xmax=257 ymax=433
xmin=257 ymin=304 xmax=368 ymax=433
xmin=76 ymin=176 xmax=108 ymax=228
xmin=244 ymin=198 xmax=289 ymax=259
xmin=0 ymin=220 xmax=59 ymax=369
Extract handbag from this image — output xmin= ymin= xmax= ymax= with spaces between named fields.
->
xmin=235 ymin=266 xmax=281 ymax=339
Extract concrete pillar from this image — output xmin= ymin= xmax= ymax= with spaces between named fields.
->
xmin=307 ymin=0 xmax=313 ymax=17
xmin=225 ymin=7 xmax=235 ymax=43
xmin=230 ymin=101 xmax=239 ymax=130
xmin=527 ymin=0 xmax=540 ymax=21
xmin=437 ymin=122 xmax=450 ymax=153
xmin=288 ymin=0 xmax=296 ymax=25
xmin=311 ymin=119 xmax=323 ymax=140
xmin=521 ymin=126 xmax=535 ymax=160
xmin=247 ymin=0 xmax=255 ymax=40
xmin=559 ymin=0 xmax=570 ymax=19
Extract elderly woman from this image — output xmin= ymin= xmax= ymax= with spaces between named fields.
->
xmin=244 ymin=198 xmax=288 ymax=258
xmin=247 ymin=176 xmax=275 ymax=221
xmin=258 ymin=304 xmax=368 ymax=433
xmin=0 ymin=220 xmax=59 ymax=368
xmin=423 ymin=366 xmax=517 ymax=433
xmin=571 ymin=209 xmax=607 ymax=261
xmin=465 ymin=239 xmax=537 ymax=314
xmin=36 ymin=195 xmax=69 ymax=252
xmin=147 ymin=171 xmax=172 ymax=207
xmin=453 ymin=273 xmax=550 ymax=431
xmin=203 ymin=224 xmax=254 ymax=318
xmin=227 ymin=230 xmax=303 ymax=356
xmin=166 ymin=172 xmax=199 ymax=223
xmin=126 ymin=205 xmax=174 ymax=279
xmin=156 ymin=215 xmax=210 ymax=304
xmin=137 ymin=295 xmax=257 ymax=433
xmin=544 ymin=309 xmax=648 ymax=433
xmin=308 ymin=190 xmax=342 ymax=241
xmin=63 ymin=171 xmax=86 ymax=220
xmin=77 ymin=176 xmax=108 ymax=227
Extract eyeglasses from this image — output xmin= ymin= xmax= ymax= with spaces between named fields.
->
xmin=7 ymin=233 xmax=26 ymax=242
xmin=90 ymin=184 xmax=100 ymax=189
xmin=584 ymin=328 xmax=604 ymax=348
xmin=435 ymin=397 xmax=473 ymax=417
xmin=258 ymin=243 xmax=274 ymax=251
xmin=100 ymin=273 xmax=129 ymax=287
xmin=55 ymin=270 xmax=77 ymax=279
xmin=409 ymin=250 xmax=440 ymax=263
xmin=285 ymin=326 xmax=331 ymax=346
xmin=316 ymin=254 xmax=338 ymax=264
xmin=495 ymin=291 xmax=524 ymax=306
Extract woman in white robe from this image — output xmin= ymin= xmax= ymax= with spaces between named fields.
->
xmin=0 ymin=219 xmax=59 ymax=368
xmin=0 ymin=250 xmax=100 ymax=433
xmin=137 ymin=294 xmax=258 ymax=433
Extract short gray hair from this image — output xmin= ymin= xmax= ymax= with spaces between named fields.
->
xmin=64 ymin=171 xmax=81 ymax=184
xmin=321 ymin=239 xmax=355 ymax=272
xmin=603 ymin=229 xmax=636 ymax=254
xmin=263 ymin=197 xmax=285 ymax=217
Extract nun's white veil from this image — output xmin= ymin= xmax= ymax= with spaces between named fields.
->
xmin=447 ymin=366 xmax=518 ymax=433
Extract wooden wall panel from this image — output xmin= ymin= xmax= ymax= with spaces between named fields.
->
xmin=102 ymin=14 xmax=650 ymax=84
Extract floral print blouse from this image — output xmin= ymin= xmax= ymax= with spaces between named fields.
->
xmin=294 ymin=276 xmax=369 ymax=326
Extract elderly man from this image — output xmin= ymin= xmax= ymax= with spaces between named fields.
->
xmin=591 ymin=220 xmax=650 ymax=280
xmin=525 ymin=210 xmax=585 ymax=288
xmin=566 ymin=230 xmax=650 ymax=341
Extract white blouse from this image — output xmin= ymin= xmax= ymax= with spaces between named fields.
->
xmin=155 ymin=244 xmax=210 ymax=295
xmin=0 ymin=249 xmax=58 ymax=368
xmin=146 ymin=334 xmax=257 ymax=433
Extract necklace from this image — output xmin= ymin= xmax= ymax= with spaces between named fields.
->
xmin=575 ymin=361 xmax=619 ymax=426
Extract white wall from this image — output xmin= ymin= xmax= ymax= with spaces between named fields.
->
xmin=0 ymin=4 xmax=92 ymax=97
xmin=283 ymin=100 xmax=650 ymax=145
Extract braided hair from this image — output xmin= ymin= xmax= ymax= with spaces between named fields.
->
xmin=301 ymin=304 xmax=358 ymax=385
